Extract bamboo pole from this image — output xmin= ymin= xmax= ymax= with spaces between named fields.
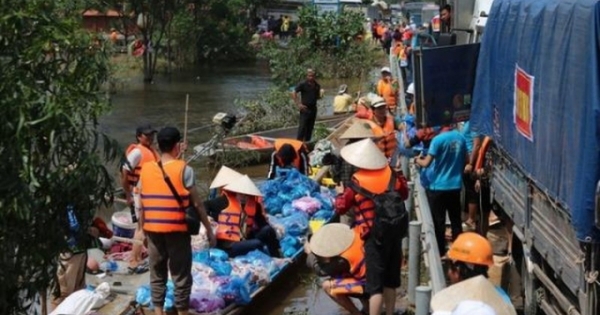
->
xmin=182 ymin=94 xmax=190 ymax=160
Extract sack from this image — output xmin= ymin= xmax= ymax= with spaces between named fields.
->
xmin=350 ymin=171 xmax=408 ymax=241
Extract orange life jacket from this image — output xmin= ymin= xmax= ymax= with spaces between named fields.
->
xmin=377 ymin=79 xmax=397 ymax=110
xmin=274 ymin=138 xmax=307 ymax=171
xmin=330 ymin=228 xmax=367 ymax=295
xmin=352 ymin=166 xmax=392 ymax=239
xmin=140 ymin=160 xmax=189 ymax=233
xmin=125 ymin=143 xmax=159 ymax=187
xmin=368 ymin=116 xmax=397 ymax=158
xmin=216 ymin=192 xmax=259 ymax=242
xmin=432 ymin=15 xmax=441 ymax=32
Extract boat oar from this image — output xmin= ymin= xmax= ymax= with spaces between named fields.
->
xmin=182 ymin=94 xmax=190 ymax=160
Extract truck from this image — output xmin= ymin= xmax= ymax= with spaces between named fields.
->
xmin=468 ymin=0 xmax=600 ymax=314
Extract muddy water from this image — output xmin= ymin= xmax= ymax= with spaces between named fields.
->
xmin=101 ymin=62 xmax=353 ymax=315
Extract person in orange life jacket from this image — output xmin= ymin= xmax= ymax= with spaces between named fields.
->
xmin=139 ymin=127 xmax=215 ymax=315
xmin=216 ymin=175 xmax=282 ymax=258
xmin=392 ymin=42 xmax=409 ymax=90
xmin=267 ymin=138 xmax=309 ymax=179
xmin=121 ymin=124 xmax=160 ymax=274
xmin=204 ymin=165 xmax=244 ymax=220
xmin=376 ymin=67 xmax=399 ymax=114
xmin=354 ymin=97 xmax=373 ymax=120
xmin=414 ymin=114 xmax=468 ymax=256
xmin=324 ymin=120 xmax=379 ymax=227
xmin=368 ymin=96 xmax=399 ymax=160
xmin=305 ymin=223 xmax=369 ymax=315
xmin=334 ymin=139 xmax=409 ymax=315
xmin=431 ymin=4 xmax=452 ymax=35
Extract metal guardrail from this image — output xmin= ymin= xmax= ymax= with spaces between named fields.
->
xmin=411 ymin=164 xmax=447 ymax=295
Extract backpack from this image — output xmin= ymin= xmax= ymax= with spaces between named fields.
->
xmin=349 ymin=171 xmax=409 ymax=242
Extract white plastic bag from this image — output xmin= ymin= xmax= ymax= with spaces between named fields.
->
xmin=50 ymin=282 xmax=110 ymax=315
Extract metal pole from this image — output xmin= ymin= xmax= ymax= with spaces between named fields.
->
xmin=406 ymin=180 xmax=415 ymax=217
xmin=415 ymin=286 xmax=432 ymax=315
xmin=408 ymin=221 xmax=422 ymax=304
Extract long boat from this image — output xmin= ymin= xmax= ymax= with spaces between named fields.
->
xmin=83 ymin=117 xmax=354 ymax=315
xmin=192 ymin=114 xmax=352 ymax=166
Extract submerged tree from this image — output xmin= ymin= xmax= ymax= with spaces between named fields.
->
xmin=0 ymin=1 xmax=119 ymax=313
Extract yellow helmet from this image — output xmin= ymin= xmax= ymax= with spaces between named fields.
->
xmin=448 ymin=232 xmax=494 ymax=266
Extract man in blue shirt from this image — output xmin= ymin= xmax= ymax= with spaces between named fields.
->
xmin=415 ymin=122 xmax=468 ymax=255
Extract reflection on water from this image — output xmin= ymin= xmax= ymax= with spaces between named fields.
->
xmin=100 ymin=61 xmax=272 ymax=149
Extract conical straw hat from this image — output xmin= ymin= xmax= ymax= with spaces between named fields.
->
xmin=222 ymin=175 xmax=262 ymax=197
xmin=430 ymin=275 xmax=517 ymax=315
xmin=340 ymin=120 xmax=376 ymax=140
xmin=309 ymin=223 xmax=355 ymax=258
xmin=209 ymin=166 xmax=243 ymax=189
xmin=340 ymin=138 xmax=387 ymax=170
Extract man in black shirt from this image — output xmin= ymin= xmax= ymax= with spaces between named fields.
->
xmin=292 ymin=69 xmax=322 ymax=142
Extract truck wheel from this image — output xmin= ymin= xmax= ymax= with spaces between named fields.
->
xmin=521 ymin=255 xmax=541 ymax=315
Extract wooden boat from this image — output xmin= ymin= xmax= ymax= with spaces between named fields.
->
xmin=192 ymin=114 xmax=353 ymax=166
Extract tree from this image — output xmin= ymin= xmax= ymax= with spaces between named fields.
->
xmin=102 ymin=0 xmax=184 ymax=82
xmin=0 ymin=1 xmax=119 ymax=313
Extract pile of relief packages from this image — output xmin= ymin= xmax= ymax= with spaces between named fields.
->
xmin=136 ymin=169 xmax=335 ymax=313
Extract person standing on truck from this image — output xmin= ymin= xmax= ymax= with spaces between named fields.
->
xmin=415 ymin=117 xmax=468 ymax=256
xmin=292 ymin=69 xmax=323 ymax=142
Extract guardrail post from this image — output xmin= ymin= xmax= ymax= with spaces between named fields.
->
xmin=408 ymin=221 xmax=422 ymax=304
xmin=415 ymin=286 xmax=432 ymax=315
xmin=406 ymin=181 xmax=415 ymax=217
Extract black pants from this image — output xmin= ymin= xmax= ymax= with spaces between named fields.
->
xmin=223 ymin=225 xmax=281 ymax=258
xmin=426 ymin=189 xmax=463 ymax=256
xmin=364 ymin=229 xmax=403 ymax=295
xmin=297 ymin=108 xmax=317 ymax=142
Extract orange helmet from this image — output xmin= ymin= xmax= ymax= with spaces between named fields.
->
xmin=447 ymin=232 xmax=494 ymax=266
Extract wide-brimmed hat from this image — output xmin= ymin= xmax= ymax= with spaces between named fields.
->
xmin=340 ymin=139 xmax=387 ymax=170
xmin=340 ymin=120 xmax=376 ymax=140
xmin=309 ymin=223 xmax=355 ymax=258
xmin=371 ymin=96 xmax=387 ymax=109
xmin=209 ymin=166 xmax=243 ymax=189
xmin=430 ymin=276 xmax=517 ymax=315
xmin=222 ymin=175 xmax=262 ymax=197
xmin=431 ymin=300 xmax=497 ymax=315
xmin=338 ymin=84 xmax=348 ymax=94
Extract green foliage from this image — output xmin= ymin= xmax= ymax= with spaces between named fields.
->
xmin=233 ymin=88 xmax=298 ymax=135
xmin=0 ymin=1 xmax=119 ymax=313
xmin=259 ymin=6 xmax=378 ymax=89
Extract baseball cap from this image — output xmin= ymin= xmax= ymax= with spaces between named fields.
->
xmin=136 ymin=124 xmax=157 ymax=136
xmin=380 ymin=66 xmax=392 ymax=73
xmin=371 ymin=96 xmax=387 ymax=108
xmin=157 ymin=127 xmax=181 ymax=145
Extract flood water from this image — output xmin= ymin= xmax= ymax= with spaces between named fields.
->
xmin=100 ymin=61 xmax=349 ymax=315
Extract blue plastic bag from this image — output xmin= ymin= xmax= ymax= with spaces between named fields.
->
xmin=210 ymin=260 xmax=232 ymax=276
xmin=135 ymin=285 xmax=151 ymax=306
xmin=311 ymin=209 xmax=334 ymax=221
xmin=279 ymin=212 xmax=309 ymax=237
xmin=193 ymin=248 xmax=229 ymax=263
xmin=280 ymin=235 xmax=301 ymax=257
xmin=217 ymin=275 xmax=251 ymax=305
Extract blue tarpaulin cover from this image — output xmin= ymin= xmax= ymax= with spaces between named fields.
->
xmin=471 ymin=0 xmax=600 ymax=241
